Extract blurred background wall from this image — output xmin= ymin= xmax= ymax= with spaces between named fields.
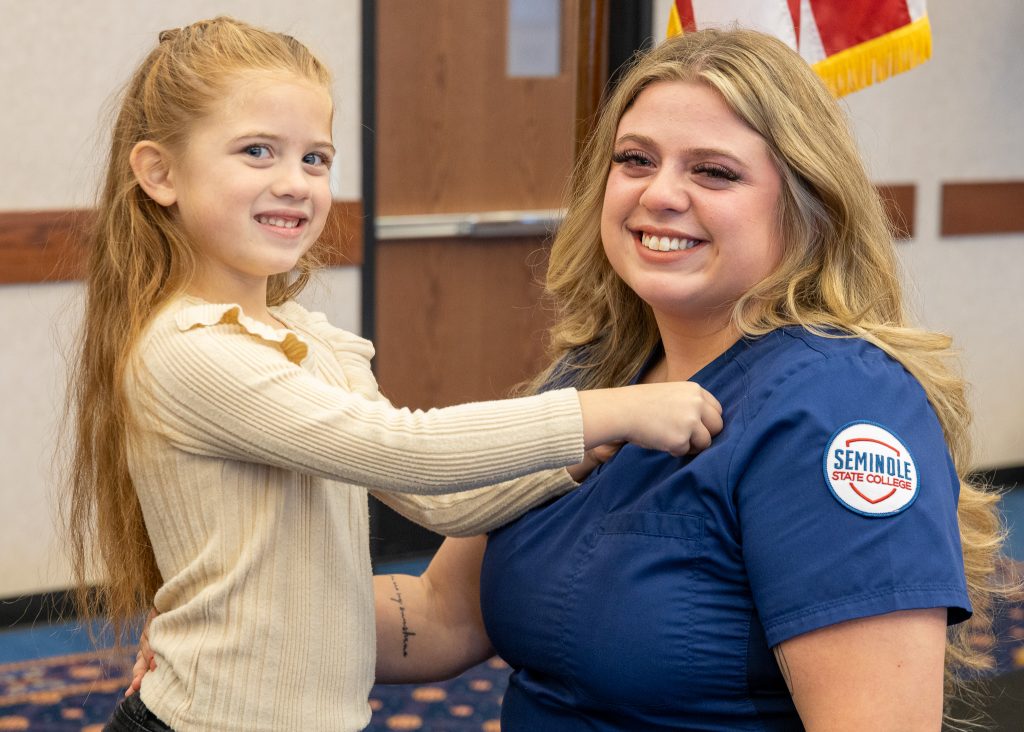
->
xmin=1 ymin=0 xmax=1021 ymax=604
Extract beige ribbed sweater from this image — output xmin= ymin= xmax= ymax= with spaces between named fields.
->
xmin=127 ymin=296 xmax=584 ymax=731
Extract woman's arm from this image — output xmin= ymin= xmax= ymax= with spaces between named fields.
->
xmin=775 ymin=608 xmax=947 ymax=731
xmin=731 ymin=353 xmax=970 ymax=729
xmin=375 ymin=536 xmax=493 ymax=683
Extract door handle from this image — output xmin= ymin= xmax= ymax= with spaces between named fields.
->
xmin=376 ymin=209 xmax=565 ymax=240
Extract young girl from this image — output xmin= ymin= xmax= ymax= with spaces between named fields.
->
xmin=64 ymin=17 xmax=722 ymax=732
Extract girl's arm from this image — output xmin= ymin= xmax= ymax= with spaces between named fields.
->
xmin=774 ymin=608 xmax=946 ymax=731
xmin=579 ymin=385 xmax=721 ymax=456
xmin=375 ymin=536 xmax=493 ymax=683
xmin=374 ymin=440 xmax=626 ymax=537
xmin=373 ymin=468 xmax=577 ymax=537
xmin=139 ymin=313 xmax=722 ymax=495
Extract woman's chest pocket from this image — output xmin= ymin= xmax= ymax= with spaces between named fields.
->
xmin=557 ymin=510 xmax=704 ymax=710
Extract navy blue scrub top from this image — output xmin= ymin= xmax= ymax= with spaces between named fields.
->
xmin=480 ymin=327 xmax=970 ymax=731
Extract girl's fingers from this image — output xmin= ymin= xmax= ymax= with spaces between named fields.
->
xmin=688 ymin=424 xmax=713 ymax=453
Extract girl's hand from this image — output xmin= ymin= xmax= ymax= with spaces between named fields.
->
xmin=578 ymin=382 xmax=723 ymax=457
xmin=125 ymin=608 xmax=158 ymax=697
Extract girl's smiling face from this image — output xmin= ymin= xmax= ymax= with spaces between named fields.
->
xmin=600 ymin=80 xmax=784 ymax=334
xmin=166 ymin=71 xmax=335 ymax=302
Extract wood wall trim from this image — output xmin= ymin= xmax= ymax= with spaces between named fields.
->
xmin=0 ymin=201 xmax=363 ymax=286
xmin=876 ymin=183 xmax=915 ymax=240
xmin=941 ymin=181 xmax=1024 ymax=236
xmin=0 ymin=209 xmax=91 ymax=284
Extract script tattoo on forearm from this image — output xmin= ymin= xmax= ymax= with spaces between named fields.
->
xmin=388 ymin=575 xmax=416 ymax=657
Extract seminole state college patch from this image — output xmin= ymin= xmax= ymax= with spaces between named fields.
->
xmin=823 ymin=421 xmax=919 ymax=517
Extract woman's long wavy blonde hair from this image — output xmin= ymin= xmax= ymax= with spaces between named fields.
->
xmin=63 ymin=16 xmax=332 ymax=640
xmin=533 ymin=28 xmax=1009 ymax=700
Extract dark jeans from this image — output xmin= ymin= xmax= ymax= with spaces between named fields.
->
xmin=104 ymin=693 xmax=174 ymax=732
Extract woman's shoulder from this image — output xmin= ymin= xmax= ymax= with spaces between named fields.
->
xmin=777 ymin=325 xmax=891 ymax=358
xmin=745 ymin=326 xmax=906 ymax=376
xmin=736 ymin=327 xmax=928 ymax=420
xmin=730 ymin=328 xmax=951 ymax=506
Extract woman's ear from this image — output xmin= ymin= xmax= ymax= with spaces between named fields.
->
xmin=130 ymin=141 xmax=177 ymax=207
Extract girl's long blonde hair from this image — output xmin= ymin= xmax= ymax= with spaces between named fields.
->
xmin=64 ymin=16 xmax=332 ymax=639
xmin=533 ymin=28 xmax=1008 ymax=697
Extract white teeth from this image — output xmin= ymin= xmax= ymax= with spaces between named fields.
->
xmin=257 ymin=215 xmax=301 ymax=229
xmin=640 ymin=233 xmax=700 ymax=252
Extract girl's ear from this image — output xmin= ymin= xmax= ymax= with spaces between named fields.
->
xmin=130 ymin=141 xmax=177 ymax=207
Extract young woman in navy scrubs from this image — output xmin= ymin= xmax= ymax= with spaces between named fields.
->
xmin=369 ymin=29 xmax=1010 ymax=730
xmin=134 ymin=27 xmax=1009 ymax=731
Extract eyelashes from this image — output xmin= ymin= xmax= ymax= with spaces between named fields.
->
xmin=244 ymin=144 xmax=271 ymax=159
xmin=611 ymin=150 xmax=654 ymax=167
xmin=303 ymin=151 xmax=332 ymax=167
xmin=693 ymin=162 xmax=739 ymax=181
xmin=611 ymin=149 xmax=741 ymax=182
xmin=241 ymin=145 xmax=332 ymax=168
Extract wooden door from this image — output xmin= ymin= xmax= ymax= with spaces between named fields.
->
xmin=372 ymin=0 xmax=581 ymax=559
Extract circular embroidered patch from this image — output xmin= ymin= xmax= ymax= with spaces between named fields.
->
xmin=822 ymin=421 xmax=919 ymax=517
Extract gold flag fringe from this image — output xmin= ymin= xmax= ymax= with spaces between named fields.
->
xmin=665 ymin=10 xmax=933 ymax=99
xmin=667 ymin=5 xmax=683 ymax=39
xmin=812 ymin=15 xmax=933 ymax=97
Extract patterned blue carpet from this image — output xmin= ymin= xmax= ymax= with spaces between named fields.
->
xmin=0 ymin=644 xmax=512 ymax=731
xmin=1 ymin=592 xmax=1022 ymax=731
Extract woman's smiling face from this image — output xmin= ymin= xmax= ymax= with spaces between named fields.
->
xmin=600 ymin=79 xmax=784 ymax=333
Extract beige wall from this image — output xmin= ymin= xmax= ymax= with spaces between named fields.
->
xmin=0 ymin=1 xmax=361 ymax=598
xmin=653 ymin=0 xmax=1024 ymax=468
